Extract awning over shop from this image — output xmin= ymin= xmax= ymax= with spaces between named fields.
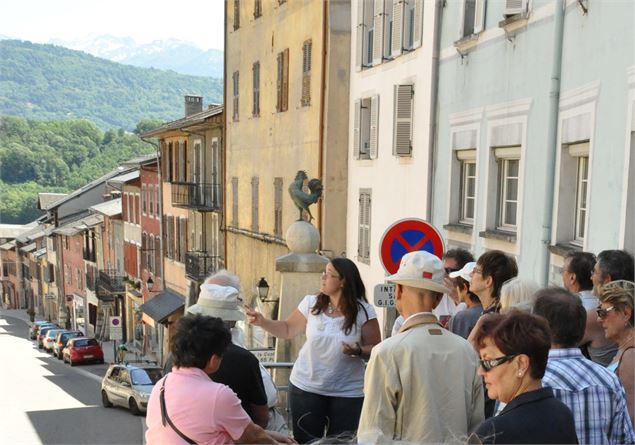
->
xmin=20 ymin=243 xmax=37 ymax=253
xmin=139 ymin=289 xmax=185 ymax=324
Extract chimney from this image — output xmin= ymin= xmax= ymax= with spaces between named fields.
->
xmin=184 ymin=95 xmax=203 ymax=116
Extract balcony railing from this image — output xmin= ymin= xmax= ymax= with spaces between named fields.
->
xmin=83 ymin=249 xmax=96 ymax=263
xmin=98 ymin=269 xmax=125 ymax=294
xmin=171 ymin=182 xmax=221 ymax=211
xmin=185 ymin=251 xmax=221 ymax=281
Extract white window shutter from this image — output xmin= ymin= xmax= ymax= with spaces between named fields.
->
xmin=412 ymin=0 xmax=423 ymax=48
xmin=353 ymin=99 xmax=361 ymax=160
xmin=474 ymin=0 xmax=486 ymax=33
xmin=391 ymin=0 xmax=404 ymax=57
xmin=356 ymin=0 xmax=365 ymax=71
xmin=369 ymin=95 xmax=379 ymax=160
xmin=393 ymin=85 xmax=413 ymax=156
xmin=372 ymin=0 xmax=385 ymax=65
xmin=504 ymin=0 xmax=525 ymax=16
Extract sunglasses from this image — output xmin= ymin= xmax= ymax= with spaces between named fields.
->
xmin=445 ymin=267 xmax=460 ymax=275
xmin=479 ymin=354 xmax=517 ymax=372
xmin=596 ymin=306 xmax=616 ymax=319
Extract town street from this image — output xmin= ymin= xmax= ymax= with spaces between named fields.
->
xmin=0 ymin=312 xmax=145 ymax=444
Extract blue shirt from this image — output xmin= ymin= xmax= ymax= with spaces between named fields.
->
xmin=542 ymin=348 xmax=635 ymax=445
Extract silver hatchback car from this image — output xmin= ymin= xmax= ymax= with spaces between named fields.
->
xmin=100 ymin=363 xmax=163 ymax=415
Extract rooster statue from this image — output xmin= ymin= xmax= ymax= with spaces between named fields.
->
xmin=288 ymin=170 xmax=323 ymax=222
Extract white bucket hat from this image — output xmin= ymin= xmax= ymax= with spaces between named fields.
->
xmin=386 ymin=250 xmax=450 ymax=294
xmin=187 ymin=283 xmax=245 ymax=321
xmin=449 ymin=261 xmax=476 ymax=283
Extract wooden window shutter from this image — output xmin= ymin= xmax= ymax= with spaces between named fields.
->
xmin=233 ymin=71 xmax=239 ymax=121
xmin=353 ymin=99 xmax=361 ymax=159
xmin=474 ymin=0 xmax=487 ymax=34
xmin=282 ymin=48 xmax=289 ymax=112
xmin=253 ymin=62 xmax=260 ymax=116
xmin=174 ymin=217 xmax=180 ymax=261
xmin=358 ymin=190 xmax=372 ymax=261
xmin=254 ymin=0 xmax=261 ymax=18
xmin=412 ymin=0 xmax=424 ymax=48
xmin=168 ymin=216 xmax=174 ymax=259
xmin=372 ymin=0 xmax=384 ymax=65
xmin=276 ymin=52 xmax=283 ymax=112
xmin=391 ymin=0 xmax=405 ymax=57
xmin=154 ymin=236 xmax=161 ymax=278
xmin=274 ymin=177 xmax=283 ymax=236
xmin=234 ymin=0 xmax=240 ymax=29
xmin=251 ymin=176 xmax=259 ymax=232
xmin=179 ymin=218 xmax=187 ymax=263
xmin=393 ymin=84 xmax=413 ymax=156
xmin=355 ymin=0 xmax=365 ymax=71
xmin=301 ymin=40 xmax=312 ymax=106
xmin=231 ymin=177 xmax=239 ymax=226
xmin=369 ymin=95 xmax=380 ymax=160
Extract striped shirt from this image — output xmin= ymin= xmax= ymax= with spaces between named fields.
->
xmin=542 ymin=348 xmax=635 ymax=445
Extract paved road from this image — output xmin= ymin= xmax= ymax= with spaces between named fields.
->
xmin=0 ymin=313 xmax=145 ymax=444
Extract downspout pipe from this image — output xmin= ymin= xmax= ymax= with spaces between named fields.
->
xmin=539 ymin=0 xmax=565 ymax=286
xmin=427 ymin=0 xmax=444 ymax=222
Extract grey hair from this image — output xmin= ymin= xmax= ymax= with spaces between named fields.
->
xmin=500 ymin=277 xmax=541 ymax=314
xmin=205 ymin=269 xmax=241 ymax=291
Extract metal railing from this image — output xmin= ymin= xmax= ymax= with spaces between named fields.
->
xmin=261 ymin=362 xmax=294 ymax=427
xmin=98 ymin=269 xmax=125 ymax=293
xmin=185 ymin=251 xmax=220 ymax=280
xmin=171 ymin=182 xmax=221 ymax=211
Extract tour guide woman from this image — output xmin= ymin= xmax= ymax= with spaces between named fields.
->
xmin=470 ymin=311 xmax=578 ymax=444
xmin=244 ymin=258 xmax=381 ymax=443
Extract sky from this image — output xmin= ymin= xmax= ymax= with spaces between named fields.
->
xmin=0 ymin=0 xmax=225 ymax=50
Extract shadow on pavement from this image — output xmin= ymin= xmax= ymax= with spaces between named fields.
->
xmin=0 ymin=315 xmax=30 ymax=339
xmin=27 ymin=406 xmax=143 ymax=444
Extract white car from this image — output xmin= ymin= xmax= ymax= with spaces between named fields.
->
xmin=42 ymin=329 xmax=66 ymax=353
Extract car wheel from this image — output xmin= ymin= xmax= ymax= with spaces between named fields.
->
xmin=129 ymin=398 xmax=141 ymax=416
xmin=69 ymin=358 xmax=75 ymax=367
xmin=99 ymin=359 xmax=104 ymax=365
xmin=101 ymin=390 xmax=113 ymax=408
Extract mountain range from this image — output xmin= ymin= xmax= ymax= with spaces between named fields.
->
xmin=0 ymin=39 xmax=223 ymax=130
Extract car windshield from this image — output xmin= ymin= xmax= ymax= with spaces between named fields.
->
xmin=62 ymin=332 xmax=81 ymax=341
xmin=74 ymin=339 xmax=98 ymax=347
xmin=130 ymin=368 xmax=163 ymax=385
xmin=47 ymin=330 xmax=62 ymax=338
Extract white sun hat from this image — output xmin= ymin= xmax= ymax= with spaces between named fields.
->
xmin=449 ymin=261 xmax=477 ymax=283
xmin=187 ymin=283 xmax=244 ymax=321
xmin=386 ymin=250 xmax=450 ymax=294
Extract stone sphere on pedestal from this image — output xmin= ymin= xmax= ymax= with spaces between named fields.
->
xmin=285 ymin=220 xmax=320 ymax=254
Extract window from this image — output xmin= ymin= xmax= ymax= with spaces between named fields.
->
xmin=233 ymin=0 xmax=240 ymax=30
xmin=231 ymin=177 xmax=239 ymax=227
xmin=164 ymin=142 xmax=173 ymax=182
xmin=574 ymin=156 xmax=589 ymax=243
xmin=76 ymin=268 xmax=82 ymax=290
xmin=504 ymin=0 xmax=528 ymax=17
xmin=461 ymin=0 xmax=486 ymax=38
xmin=353 ymin=96 xmax=379 ymax=160
xmin=393 ymin=85 xmax=413 ymax=156
xmin=148 ymin=185 xmax=154 ymax=217
xmin=252 ymin=62 xmax=260 ymax=116
xmin=301 ymin=40 xmax=312 ymax=107
xmin=178 ymin=141 xmax=187 ymax=182
xmin=141 ymin=186 xmax=146 ymax=214
xmin=165 ymin=216 xmax=174 ymax=259
xmin=494 ymin=147 xmax=521 ymax=231
xmin=174 ymin=217 xmax=181 ymax=262
xmin=458 ymin=150 xmax=477 ymax=224
xmin=154 ymin=236 xmax=161 ymax=278
xmin=233 ymin=71 xmax=240 ymax=121
xmin=135 ymin=194 xmax=140 ymax=224
xmin=274 ymin=177 xmax=283 ymax=237
xmin=179 ymin=217 xmax=187 ymax=263
xmin=276 ymin=49 xmax=289 ymax=112
xmin=251 ymin=176 xmax=259 ymax=232
xmin=358 ymin=189 xmax=372 ymax=264
xmin=254 ymin=0 xmax=262 ymax=18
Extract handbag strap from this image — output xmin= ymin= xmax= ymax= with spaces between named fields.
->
xmin=160 ymin=375 xmax=197 ymax=444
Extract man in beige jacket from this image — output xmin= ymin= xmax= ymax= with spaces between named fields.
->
xmin=357 ymin=251 xmax=484 ymax=444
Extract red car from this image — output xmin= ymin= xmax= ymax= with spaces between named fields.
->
xmin=63 ymin=337 xmax=104 ymax=366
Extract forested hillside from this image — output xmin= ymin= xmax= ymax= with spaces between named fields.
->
xmin=0 ymin=40 xmax=223 ymax=130
xmin=0 ymin=116 xmax=159 ymax=223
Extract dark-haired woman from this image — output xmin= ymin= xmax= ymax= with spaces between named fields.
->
xmin=470 ymin=312 xmax=578 ymax=444
xmin=244 ymin=258 xmax=381 ymax=443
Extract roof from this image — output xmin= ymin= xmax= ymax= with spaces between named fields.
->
xmin=34 ymin=248 xmax=47 ymax=258
xmin=15 ymin=225 xmax=45 ymax=244
xmin=141 ymin=105 xmax=224 ymax=138
xmin=90 ymin=198 xmax=122 ymax=217
xmin=120 ymin=153 xmax=158 ymax=167
xmin=108 ymin=170 xmax=140 ymax=185
xmin=53 ymin=213 xmax=104 ymax=236
xmin=20 ymin=243 xmax=37 ymax=253
xmin=0 ymin=223 xmax=38 ymax=240
xmin=140 ymin=289 xmax=185 ymax=323
xmin=38 ymin=193 xmax=68 ymax=210
xmin=0 ymin=241 xmax=16 ymax=251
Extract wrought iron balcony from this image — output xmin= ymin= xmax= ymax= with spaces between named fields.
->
xmin=171 ymin=182 xmax=221 ymax=211
xmin=97 ymin=269 xmax=125 ymax=294
xmin=185 ymin=251 xmax=220 ymax=281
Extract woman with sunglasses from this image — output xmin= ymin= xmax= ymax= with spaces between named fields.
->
xmin=244 ymin=257 xmax=381 ymax=443
xmin=470 ymin=311 xmax=578 ymax=444
xmin=597 ymin=280 xmax=635 ymax=426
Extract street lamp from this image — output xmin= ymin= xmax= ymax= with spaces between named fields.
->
xmin=257 ymin=277 xmax=278 ymax=303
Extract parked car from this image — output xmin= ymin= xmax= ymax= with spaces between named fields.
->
xmin=101 ymin=362 xmax=163 ymax=415
xmin=29 ymin=321 xmax=52 ymax=340
xmin=43 ymin=329 xmax=66 ymax=353
xmin=53 ymin=330 xmax=83 ymax=359
xmin=37 ymin=325 xmax=59 ymax=349
xmin=63 ymin=337 xmax=104 ymax=366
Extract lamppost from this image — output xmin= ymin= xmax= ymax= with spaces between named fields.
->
xmin=256 ymin=277 xmax=278 ymax=303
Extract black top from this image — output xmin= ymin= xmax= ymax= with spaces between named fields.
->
xmin=472 ymin=387 xmax=578 ymax=444
xmin=209 ymin=343 xmax=267 ymax=419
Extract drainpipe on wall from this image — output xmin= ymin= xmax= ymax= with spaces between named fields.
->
xmin=222 ymin=2 xmax=229 ymax=273
xmin=539 ymin=0 xmax=565 ymax=286
xmin=427 ymin=0 xmax=444 ymax=222
xmin=317 ymin=0 xmax=329 ymax=250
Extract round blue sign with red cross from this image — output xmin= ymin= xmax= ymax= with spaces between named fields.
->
xmin=379 ymin=218 xmax=445 ymax=275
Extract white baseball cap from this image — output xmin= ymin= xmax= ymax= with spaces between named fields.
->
xmin=449 ymin=262 xmax=476 ymax=283
xmin=386 ymin=251 xmax=450 ymax=294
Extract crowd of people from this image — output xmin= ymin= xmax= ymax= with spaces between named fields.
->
xmin=144 ymin=248 xmax=634 ymax=444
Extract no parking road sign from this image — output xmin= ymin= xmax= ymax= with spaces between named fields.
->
xmin=379 ymin=218 xmax=445 ymax=275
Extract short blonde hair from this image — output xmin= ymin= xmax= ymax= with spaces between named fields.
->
xmin=599 ymin=280 xmax=634 ymax=326
xmin=500 ymin=278 xmax=541 ymax=314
